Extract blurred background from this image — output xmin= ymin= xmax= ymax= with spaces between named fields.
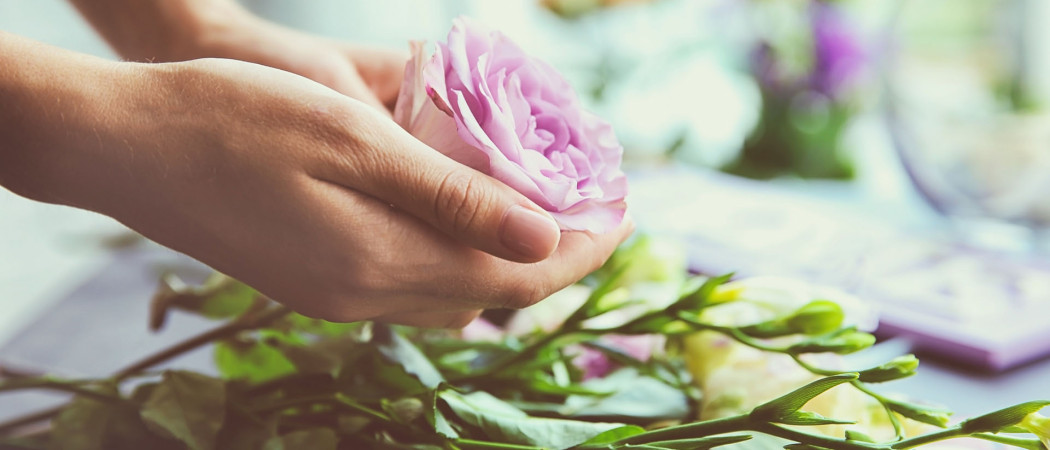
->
xmin=3 ymin=0 xmax=1050 ymax=412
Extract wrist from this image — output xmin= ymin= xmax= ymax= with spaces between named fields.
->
xmin=0 ymin=32 xmax=155 ymax=213
xmin=161 ymin=0 xmax=261 ymax=61
xmin=70 ymin=0 xmax=256 ymax=62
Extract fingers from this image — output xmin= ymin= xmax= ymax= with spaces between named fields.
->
xmin=312 ymin=115 xmax=561 ymax=263
xmin=324 ymin=64 xmax=392 ymax=118
xmin=477 ymin=217 xmax=635 ymax=310
xmin=342 ymin=43 xmax=407 ymax=110
xmin=295 ymin=177 xmax=630 ymax=324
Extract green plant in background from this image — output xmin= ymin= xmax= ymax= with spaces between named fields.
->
xmin=0 ymin=237 xmax=1047 ymax=449
xmin=724 ymin=0 xmax=862 ymax=180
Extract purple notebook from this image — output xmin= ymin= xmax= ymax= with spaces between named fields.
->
xmin=629 ymin=167 xmax=1050 ymax=371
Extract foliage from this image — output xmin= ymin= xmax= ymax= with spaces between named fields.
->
xmin=0 ymin=243 xmax=1047 ymax=450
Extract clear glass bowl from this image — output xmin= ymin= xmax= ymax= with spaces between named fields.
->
xmin=884 ymin=0 xmax=1050 ymax=250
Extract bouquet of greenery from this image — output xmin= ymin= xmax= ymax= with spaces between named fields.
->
xmin=1 ymin=236 xmax=1048 ymax=450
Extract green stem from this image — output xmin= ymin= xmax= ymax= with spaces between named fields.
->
xmin=0 ymin=408 xmax=61 ymax=437
xmin=0 ymin=305 xmax=292 ymax=436
xmin=790 ymin=355 xmax=840 ymax=377
xmin=454 ymin=439 xmax=545 ymax=449
xmin=675 ymin=314 xmax=790 ymax=353
xmin=972 ymin=433 xmax=1046 ymax=450
xmin=0 ymin=366 xmax=42 ymax=379
xmin=334 ymin=395 xmax=393 ymax=423
xmin=750 ymin=422 xmax=880 ymax=450
xmin=114 ymin=305 xmax=291 ymax=381
xmin=601 ymin=414 xmax=752 ymax=447
xmin=890 ymin=427 xmax=966 ymax=448
xmin=450 ymin=329 xmax=577 ymax=384
xmin=0 ymin=379 xmax=126 ymax=406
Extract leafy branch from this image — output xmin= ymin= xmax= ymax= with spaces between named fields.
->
xmin=0 ymin=250 xmax=1047 ymax=450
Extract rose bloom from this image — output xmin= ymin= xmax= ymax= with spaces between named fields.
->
xmin=394 ymin=17 xmax=627 ymax=232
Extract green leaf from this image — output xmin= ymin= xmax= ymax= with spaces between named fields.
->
xmin=214 ymin=407 xmax=277 ymax=450
xmin=578 ymin=425 xmax=646 ymax=446
xmin=425 ymin=385 xmax=460 ymax=439
xmin=750 ymin=374 xmax=857 ymax=421
xmin=374 ymin=323 xmax=444 ymax=389
xmin=774 ymin=411 xmax=855 ymax=426
xmin=786 ymin=331 xmax=875 ymax=355
xmin=856 ymin=355 xmax=919 ymax=383
xmin=140 ymin=371 xmax=227 ymax=450
xmin=673 ymin=274 xmax=734 ymax=312
xmin=645 ymin=434 xmax=754 ymax=449
xmin=740 ymin=300 xmax=844 ymax=338
xmin=882 ymin=398 xmax=953 ymax=428
xmin=281 ymin=313 xmax=363 ymax=337
xmin=150 ymin=273 xmax=259 ymax=330
xmin=962 ymin=400 xmax=1050 ymax=433
xmin=50 ymin=397 xmax=121 ymax=450
xmin=262 ymin=428 xmax=338 ymax=450
xmin=844 ymin=430 xmax=875 ymax=443
xmin=440 ymin=390 xmax=623 ymax=449
xmin=970 ymin=433 xmax=1047 ymax=450
xmin=383 ymin=397 xmax=426 ymax=424
xmin=214 ymin=339 xmax=297 ymax=384
xmin=561 ymin=369 xmax=690 ymax=421
xmin=587 ymin=235 xmax=687 ymax=292
xmin=52 ymin=396 xmax=181 ymax=450
xmin=580 ymin=264 xmax=633 ymax=320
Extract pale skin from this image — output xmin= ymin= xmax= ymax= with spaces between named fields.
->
xmin=0 ymin=1 xmax=632 ymax=328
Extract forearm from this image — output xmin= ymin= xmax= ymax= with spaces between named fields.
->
xmin=0 ymin=31 xmax=150 ymax=211
xmin=68 ymin=0 xmax=252 ymax=62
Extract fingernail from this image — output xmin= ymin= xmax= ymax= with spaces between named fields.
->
xmin=500 ymin=205 xmax=560 ymax=260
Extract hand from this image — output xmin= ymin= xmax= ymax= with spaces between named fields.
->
xmin=180 ymin=14 xmax=407 ymax=114
xmin=69 ymin=0 xmax=405 ymax=114
xmin=11 ymin=54 xmax=631 ymax=328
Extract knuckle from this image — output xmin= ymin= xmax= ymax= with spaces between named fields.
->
xmin=441 ymin=311 xmax=482 ymax=329
xmin=500 ymin=281 xmax=548 ymax=310
xmin=433 ymin=170 xmax=486 ymax=235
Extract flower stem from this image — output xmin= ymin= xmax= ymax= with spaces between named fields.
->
xmin=0 ymin=366 xmax=43 ymax=379
xmin=450 ymin=328 xmax=581 ymax=384
xmin=114 ymin=305 xmax=291 ymax=381
xmin=750 ymin=422 xmax=881 ymax=449
xmin=454 ymin=439 xmax=544 ymax=449
xmin=971 ymin=433 xmax=1046 ymax=450
xmin=0 ymin=379 xmax=126 ymax=406
xmin=0 ymin=305 xmax=291 ymax=436
xmin=602 ymin=414 xmax=752 ymax=447
xmin=890 ymin=427 xmax=966 ymax=448
xmin=0 ymin=408 xmax=61 ymax=437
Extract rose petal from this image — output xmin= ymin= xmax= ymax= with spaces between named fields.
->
xmin=395 ymin=17 xmax=628 ymax=231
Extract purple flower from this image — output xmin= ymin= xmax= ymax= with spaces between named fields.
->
xmin=809 ymin=1 xmax=865 ymax=97
xmin=394 ymin=17 xmax=628 ymax=233
xmin=572 ymin=334 xmax=665 ymax=380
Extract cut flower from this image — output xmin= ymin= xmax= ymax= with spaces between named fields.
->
xmin=394 ymin=17 xmax=628 ymax=232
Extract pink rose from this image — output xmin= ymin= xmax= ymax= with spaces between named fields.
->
xmin=393 ymin=17 xmax=628 ymax=232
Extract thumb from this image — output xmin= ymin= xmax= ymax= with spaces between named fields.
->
xmin=317 ymin=112 xmax=562 ymax=263
xmin=415 ymin=162 xmax=562 ymax=262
